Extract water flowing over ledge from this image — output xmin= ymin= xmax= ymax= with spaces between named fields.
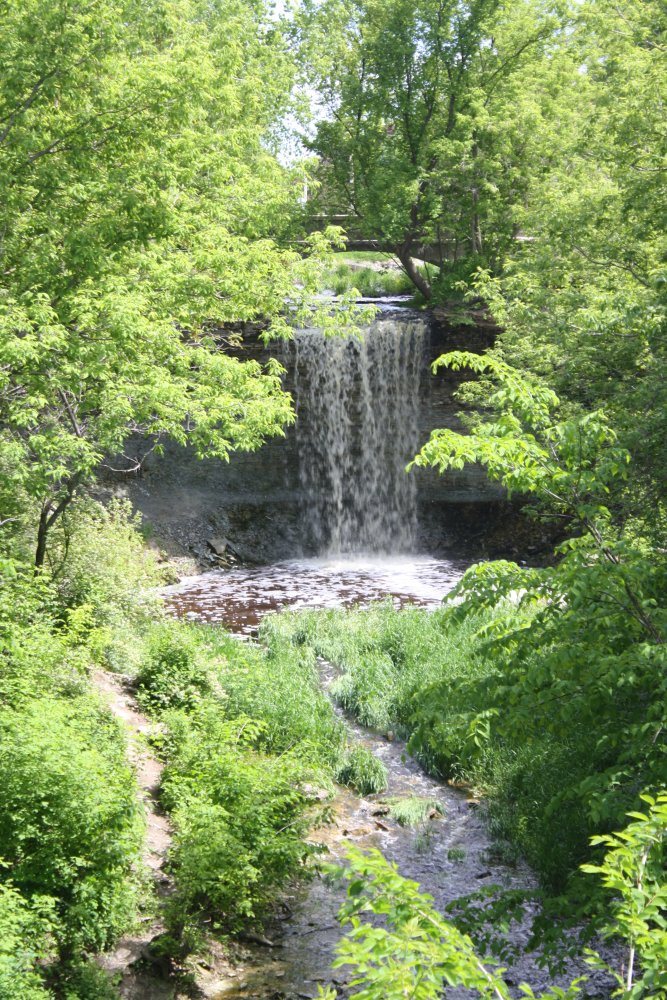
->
xmin=292 ymin=316 xmax=427 ymax=555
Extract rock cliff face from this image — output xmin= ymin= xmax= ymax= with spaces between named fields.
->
xmin=124 ymin=313 xmax=535 ymax=565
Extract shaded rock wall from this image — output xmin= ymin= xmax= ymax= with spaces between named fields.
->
xmin=123 ymin=315 xmax=537 ymax=564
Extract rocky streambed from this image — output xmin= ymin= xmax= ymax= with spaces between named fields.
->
xmin=166 ymin=558 xmax=614 ymax=1000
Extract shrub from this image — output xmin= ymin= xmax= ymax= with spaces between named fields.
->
xmin=324 ymin=260 xmax=415 ymax=298
xmin=0 ymin=883 xmax=54 ymax=1000
xmin=0 ymin=696 xmax=144 ymax=953
xmin=136 ymin=625 xmax=212 ymax=713
xmin=54 ymin=499 xmax=163 ymax=621
xmin=162 ymin=707 xmax=318 ymax=930
xmin=484 ymin=739 xmax=597 ymax=890
xmin=55 ymin=962 xmax=120 ymax=1000
xmin=51 ymin=499 xmax=164 ymax=674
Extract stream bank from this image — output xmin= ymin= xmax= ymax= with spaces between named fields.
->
xmin=164 ymin=559 xmax=614 ymax=1000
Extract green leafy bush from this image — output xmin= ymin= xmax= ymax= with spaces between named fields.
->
xmin=0 ymin=883 xmax=54 ymax=1000
xmin=161 ymin=707 xmax=317 ymax=929
xmin=136 ymin=625 xmax=213 ymax=713
xmin=0 ymin=696 xmax=143 ymax=954
xmin=55 ymin=961 xmax=121 ymax=1000
xmin=582 ymin=792 xmax=667 ymax=997
xmin=53 ymin=499 xmax=163 ymax=626
xmin=324 ymin=795 xmax=667 ymax=1000
xmin=325 ymin=846 xmax=536 ymax=1000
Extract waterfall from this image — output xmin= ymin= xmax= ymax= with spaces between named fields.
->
xmin=292 ymin=314 xmax=428 ymax=555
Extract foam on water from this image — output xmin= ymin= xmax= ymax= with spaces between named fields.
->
xmin=165 ymin=555 xmax=466 ymax=633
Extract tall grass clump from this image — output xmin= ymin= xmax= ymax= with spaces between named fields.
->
xmin=335 ymin=745 xmax=388 ymax=795
xmin=261 ymin=602 xmax=495 ymax=746
xmin=324 ymin=260 xmax=414 ymax=298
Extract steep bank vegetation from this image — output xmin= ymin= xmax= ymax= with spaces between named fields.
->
xmin=0 ymin=501 xmax=391 ymax=996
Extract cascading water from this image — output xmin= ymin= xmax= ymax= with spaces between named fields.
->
xmin=291 ymin=313 xmax=428 ymax=555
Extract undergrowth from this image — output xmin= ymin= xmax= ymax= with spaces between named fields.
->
xmin=262 ymin=599 xmax=666 ymax=902
xmin=0 ymin=502 xmax=387 ymax=994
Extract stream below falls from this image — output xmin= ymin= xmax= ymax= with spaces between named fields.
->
xmin=165 ymin=557 xmax=611 ymax=999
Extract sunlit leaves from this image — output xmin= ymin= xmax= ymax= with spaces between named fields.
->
xmin=0 ymin=0 xmax=329 ymax=561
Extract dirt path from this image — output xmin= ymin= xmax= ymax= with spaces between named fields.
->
xmin=93 ymin=670 xmax=244 ymax=999
xmin=93 ymin=669 xmax=176 ymax=999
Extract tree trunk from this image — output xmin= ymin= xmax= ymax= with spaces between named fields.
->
xmin=471 ymin=192 xmax=483 ymax=255
xmin=35 ymin=504 xmax=50 ymax=569
xmin=398 ymin=249 xmax=432 ymax=299
xmin=34 ymin=474 xmax=82 ymax=569
xmin=471 ymin=142 xmax=483 ymax=255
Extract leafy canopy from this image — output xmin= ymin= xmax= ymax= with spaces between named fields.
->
xmin=0 ymin=0 xmax=345 ymax=564
xmin=300 ymin=0 xmax=567 ymax=298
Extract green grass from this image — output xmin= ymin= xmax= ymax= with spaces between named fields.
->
xmin=335 ymin=251 xmax=399 ymax=264
xmin=447 ymin=847 xmax=466 ymax=862
xmin=327 ymin=262 xmax=414 ymax=297
xmin=335 ymin=745 xmax=388 ymax=795
xmin=260 ymin=602 xmax=494 ymax=746
xmin=387 ymin=797 xmax=444 ymax=827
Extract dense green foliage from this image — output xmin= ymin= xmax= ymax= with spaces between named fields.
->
xmin=0 ymin=883 xmax=54 ymax=1000
xmin=137 ymin=623 xmax=343 ymax=930
xmin=0 ymin=0 xmax=357 ymax=568
xmin=0 ymin=500 xmax=389 ymax=991
xmin=0 ymin=697 xmax=143 ymax=953
xmin=300 ymin=0 xmax=567 ymax=299
xmin=478 ymin=0 xmax=667 ymax=513
xmin=128 ymin=594 xmax=391 ymax=935
xmin=0 ymin=511 xmax=156 ymax=995
xmin=412 ymin=353 xmax=666 ymax=879
xmin=162 ymin=709 xmax=319 ymax=930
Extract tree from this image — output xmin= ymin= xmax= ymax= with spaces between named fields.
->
xmin=299 ymin=0 xmax=563 ymax=299
xmin=477 ymin=0 xmax=667 ymax=518
xmin=322 ymin=798 xmax=667 ymax=1000
xmin=0 ymin=0 xmax=335 ymax=567
xmin=412 ymin=352 xmax=666 ymax=868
